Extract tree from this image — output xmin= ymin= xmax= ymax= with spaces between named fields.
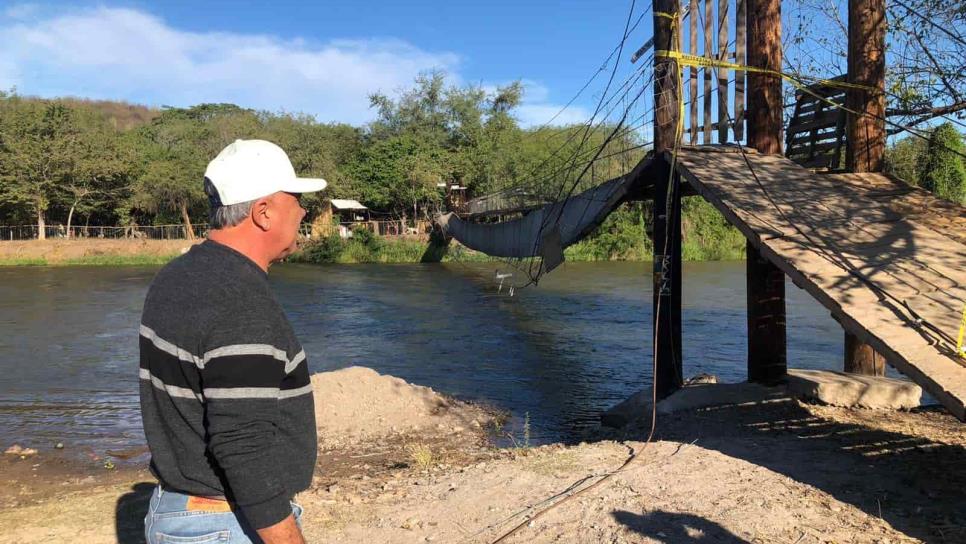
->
xmin=917 ymin=123 xmax=966 ymax=203
xmin=0 ymin=98 xmax=81 ymax=239
xmin=784 ymin=0 xmax=966 ymax=132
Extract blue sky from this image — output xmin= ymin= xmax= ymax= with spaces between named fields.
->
xmin=0 ymin=1 xmax=654 ymax=126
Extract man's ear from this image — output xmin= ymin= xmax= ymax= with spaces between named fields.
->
xmin=251 ymin=198 xmax=272 ymax=232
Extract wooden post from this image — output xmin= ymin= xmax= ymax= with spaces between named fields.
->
xmin=717 ymin=0 xmax=729 ymax=143
xmin=844 ymin=0 xmax=886 ymax=375
xmin=746 ymin=241 xmax=787 ymax=382
xmin=846 ymin=0 xmax=886 ymax=173
xmin=734 ymin=0 xmax=747 ymax=140
xmin=703 ymin=0 xmax=713 ymax=143
xmin=745 ymin=0 xmax=787 ymax=383
xmin=653 ymin=0 xmax=684 ymax=399
xmin=845 ymin=332 xmax=885 ymax=375
xmin=689 ymin=0 xmax=698 ymax=145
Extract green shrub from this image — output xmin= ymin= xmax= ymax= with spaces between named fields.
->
xmin=918 ymin=123 xmax=966 ymax=204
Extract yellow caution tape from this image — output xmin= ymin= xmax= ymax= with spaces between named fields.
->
xmin=654 ymin=49 xmax=879 ymax=93
xmin=958 ymin=302 xmax=966 ymax=359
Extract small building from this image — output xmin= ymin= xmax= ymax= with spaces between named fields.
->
xmin=330 ymin=199 xmax=370 ymax=223
xmin=329 ymin=199 xmax=370 ymax=239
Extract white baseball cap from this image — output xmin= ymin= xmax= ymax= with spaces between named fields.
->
xmin=203 ymin=139 xmax=327 ymax=206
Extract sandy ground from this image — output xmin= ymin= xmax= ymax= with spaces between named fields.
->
xmin=1 ymin=367 xmax=964 ymax=544
xmin=0 ymin=239 xmax=198 ymax=263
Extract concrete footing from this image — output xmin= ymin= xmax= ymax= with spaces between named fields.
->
xmin=785 ymin=369 xmax=921 ymax=410
xmin=600 ymin=369 xmax=923 ymax=429
xmin=600 ymin=382 xmax=788 ymax=428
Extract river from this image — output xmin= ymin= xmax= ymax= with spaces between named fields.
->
xmin=0 ymin=261 xmax=857 ymax=454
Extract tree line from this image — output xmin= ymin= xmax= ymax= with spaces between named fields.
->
xmin=0 ymin=73 xmax=640 ymax=240
xmin=0 ymin=72 xmax=962 ymax=250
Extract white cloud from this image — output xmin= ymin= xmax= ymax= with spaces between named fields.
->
xmin=0 ymin=6 xmax=459 ymax=124
xmin=485 ymin=80 xmax=592 ymax=128
xmin=0 ymin=5 xmax=588 ymax=127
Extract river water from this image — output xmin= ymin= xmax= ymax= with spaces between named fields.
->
xmin=0 ymin=261 xmax=854 ymax=453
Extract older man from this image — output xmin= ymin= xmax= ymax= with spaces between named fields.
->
xmin=139 ymin=140 xmax=323 ymax=544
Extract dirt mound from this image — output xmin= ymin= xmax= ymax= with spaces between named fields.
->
xmin=311 ymin=367 xmax=491 ymax=444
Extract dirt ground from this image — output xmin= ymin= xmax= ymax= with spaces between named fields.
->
xmin=1 ymin=367 xmax=963 ymax=544
xmin=0 ymin=239 xmax=198 ymax=263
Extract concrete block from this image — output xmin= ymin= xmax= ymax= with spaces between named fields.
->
xmin=600 ymin=382 xmax=788 ymax=428
xmin=785 ymin=369 xmax=922 ymax=410
xmin=656 ymin=382 xmax=787 ymax=414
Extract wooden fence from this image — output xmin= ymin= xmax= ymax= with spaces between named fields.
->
xmin=679 ymin=0 xmax=747 ymax=144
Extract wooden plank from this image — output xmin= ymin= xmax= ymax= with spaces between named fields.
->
xmin=788 ymin=130 xmax=841 ymax=146
xmin=704 ymin=0 xmax=713 ymax=144
xmin=791 ymin=115 xmax=842 ymax=133
xmin=690 ymin=0 xmax=699 ymax=145
xmin=735 ymin=0 xmax=746 ymax=140
xmin=718 ymin=0 xmax=730 ymax=142
xmin=789 ymin=141 xmax=843 ymax=156
xmin=670 ymin=148 xmax=966 ymax=420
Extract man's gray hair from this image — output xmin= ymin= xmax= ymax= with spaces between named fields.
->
xmin=209 ymin=200 xmax=256 ymax=229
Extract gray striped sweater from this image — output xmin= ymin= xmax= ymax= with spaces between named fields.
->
xmin=139 ymin=240 xmax=317 ymax=529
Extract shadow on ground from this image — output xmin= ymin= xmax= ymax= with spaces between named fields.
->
xmin=616 ymin=400 xmax=966 ymax=543
xmin=115 ymin=482 xmax=153 ymax=544
xmin=612 ymin=509 xmax=750 ymax=543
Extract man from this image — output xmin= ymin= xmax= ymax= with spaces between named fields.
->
xmin=139 ymin=139 xmax=323 ymax=544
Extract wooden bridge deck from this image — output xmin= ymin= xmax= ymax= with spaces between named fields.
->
xmin=672 ymin=146 xmax=966 ymax=420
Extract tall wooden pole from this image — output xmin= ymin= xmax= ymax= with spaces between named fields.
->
xmin=844 ymin=0 xmax=886 ymax=375
xmin=653 ymin=0 xmax=683 ymax=399
xmin=745 ymin=0 xmax=787 ymax=383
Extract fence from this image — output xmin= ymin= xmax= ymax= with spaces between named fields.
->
xmin=1 ymin=221 xmax=429 ymax=241
xmin=0 ymin=224 xmax=211 ymax=241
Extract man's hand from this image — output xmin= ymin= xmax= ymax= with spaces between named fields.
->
xmin=256 ymin=514 xmax=305 ymax=544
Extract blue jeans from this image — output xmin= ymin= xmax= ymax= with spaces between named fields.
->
xmin=144 ymin=485 xmax=303 ymax=544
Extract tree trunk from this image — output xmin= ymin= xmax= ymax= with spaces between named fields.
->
xmin=180 ymin=202 xmax=196 ymax=240
xmin=37 ymin=206 xmax=46 ymax=240
xmin=66 ymin=203 xmax=77 ymax=239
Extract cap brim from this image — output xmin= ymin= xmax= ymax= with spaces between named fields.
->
xmin=282 ymin=177 xmax=327 ymax=194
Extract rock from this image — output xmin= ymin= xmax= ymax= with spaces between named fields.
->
xmin=55 ymin=443 xmax=64 ymax=449
xmin=401 ymin=517 xmax=419 ymax=530
xmin=685 ymin=373 xmax=718 ymax=385
xmin=786 ymin=369 xmax=922 ymax=410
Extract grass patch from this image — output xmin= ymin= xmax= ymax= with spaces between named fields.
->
xmin=59 ymin=254 xmax=180 ymax=266
xmin=405 ymin=443 xmax=436 ymax=470
xmin=523 ymin=450 xmax=580 ymax=476
xmin=0 ymin=253 xmax=179 ymax=267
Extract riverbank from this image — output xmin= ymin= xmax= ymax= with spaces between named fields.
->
xmin=1 ymin=367 xmax=962 ymax=543
xmin=0 ymin=236 xmax=744 ymax=266
xmin=0 ymin=239 xmax=198 ymax=266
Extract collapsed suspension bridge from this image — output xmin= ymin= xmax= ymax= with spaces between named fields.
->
xmin=435 ymin=0 xmax=966 ymax=421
